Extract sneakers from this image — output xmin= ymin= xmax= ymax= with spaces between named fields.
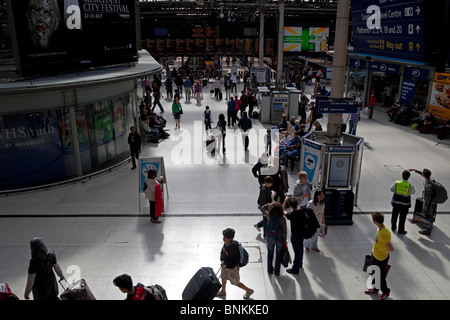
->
xmin=215 ymin=291 xmax=226 ymax=297
xmin=286 ymin=268 xmax=299 ymax=275
xmin=253 ymin=224 xmax=261 ymax=232
xmin=151 ymin=219 xmax=162 ymax=224
xmin=378 ymin=293 xmax=390 ymax=300
xmin=243 ymin=289 xmax=254 ymax=300
xmin=364 ymin=288 xmax=379 ymax=295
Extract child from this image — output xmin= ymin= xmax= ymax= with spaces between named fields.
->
xmin=216 ymin=228 xmax=254 ymax=299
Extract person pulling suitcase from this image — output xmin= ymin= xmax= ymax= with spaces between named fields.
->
xmin=216 ymin=228 xmax=254 ymax=299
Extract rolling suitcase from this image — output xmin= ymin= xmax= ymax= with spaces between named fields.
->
xmin=218 ymin=91 xmax=223 ymax=100
xmin=182 ymin=267 xmax=221 ymax=300
xmin=206 ymin=135 xmax=216 ymax=156
xmin=59 ymin=279 xmax=96 ymax=300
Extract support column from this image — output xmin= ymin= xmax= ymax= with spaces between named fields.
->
xmin=259 ymin=6 xmax=265 ymax=68
xmin=327 ymin=0 xmax=350 ymax=142
xmin=276 ymin=0 xmax=285 ymax=88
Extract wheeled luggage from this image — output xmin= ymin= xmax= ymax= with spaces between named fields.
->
xmin=218 ymin=91 xmax=223 ymax=100
xmin=206 ymin=135 xmax=216 ymax=156
xmin=182 ymin=267 xmax=221 ymax=300
xmin=59 ymin=279 xmax=96 ymax=300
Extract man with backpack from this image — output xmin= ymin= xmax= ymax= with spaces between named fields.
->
xmin=283 ymin=197 xmax=320 ymax=275
xmin=217 ymin=228 xmax=254 ymax=299
xmin=113 ymin=274 xmax=167 ymax=300
xmin=410 ymin=168 xmax=448 ymax=235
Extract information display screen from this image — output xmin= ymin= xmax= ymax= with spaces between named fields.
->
xmin=327 ymin=153 xmax=352 ymax=188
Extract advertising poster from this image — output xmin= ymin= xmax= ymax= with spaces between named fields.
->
xmin=428 ymin=72 xmax=450 ymax=119
xmin=302 ymin=140 xmax=322 ymax=187
xmin=94 ymin=101 xmax=114 ymax=147
xmin=284 ymin=27 xmax=329 ymax=53
xmin=0 ymin=110 xmax=66 ymax=189
xmin=7 ymin=0 xmax=138 ymax=76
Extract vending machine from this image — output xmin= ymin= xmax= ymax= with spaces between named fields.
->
xmin=271 ymin=91 xmax=289 ymax=124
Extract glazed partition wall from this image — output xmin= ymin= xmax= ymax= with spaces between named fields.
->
xmin=0 ymin=93 xmax=134 ymax=190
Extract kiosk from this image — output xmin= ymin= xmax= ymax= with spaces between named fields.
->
xmin=300 ymin=131 xmax=364 ymax=225
xmin=271 ymin=91 xmax=289 ymax=125
xmin=257 ymin=86 xmax=272 ymax=124
xmin=286 ymin=87 xmax=301 ymax=119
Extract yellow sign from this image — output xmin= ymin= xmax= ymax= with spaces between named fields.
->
xmin=429 ymin=72 xmax=450 ymax=119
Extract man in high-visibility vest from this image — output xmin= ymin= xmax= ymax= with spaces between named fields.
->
xmin=390 ymin=170 xmax=415 ymax=234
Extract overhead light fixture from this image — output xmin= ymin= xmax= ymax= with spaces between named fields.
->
xmin=219 ymin=7 xmax=224 ymax=19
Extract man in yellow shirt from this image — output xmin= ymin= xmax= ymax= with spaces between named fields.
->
xmin=365 ymin=212 xmax=394 ymax=300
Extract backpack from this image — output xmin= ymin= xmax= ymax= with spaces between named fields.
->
xmin=302 ymin=207 xmax=320 ymax=239
xmin=267 ymin=216 xmax=282 ymax=239
xmin=431 ymin=180 xmax=448 ymax=204
xmin=144 ymin=284 xmax=168 ymax=300
xmin=238 ymin=242 xmax=249 ymax=268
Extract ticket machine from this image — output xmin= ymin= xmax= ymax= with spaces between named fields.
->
xmin=271 ymin=91 xmax=289 ymax=124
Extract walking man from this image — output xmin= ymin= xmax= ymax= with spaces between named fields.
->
xmin=390 ymin=170 xmax=415 ymax=234
xmin=238 ymin=111 xmax=252 ymax=151
xmin=128 ymin=126 xmax=141 ymax=170
xmin=409 ymin=168 xmax=438 ymax=235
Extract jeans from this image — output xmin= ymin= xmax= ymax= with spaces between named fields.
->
xmin=348 ymin=119 xmax=358 ymax=135
xmin=291 ymin=234 xmax=304 ymax=272
xmin=267 ymin=236 xmax=284 ymax=274
xmin=368 ymin=105 xmax=374 ymax=119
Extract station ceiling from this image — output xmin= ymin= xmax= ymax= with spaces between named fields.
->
xmin=138 ymin=0 xmax=338 ymax=25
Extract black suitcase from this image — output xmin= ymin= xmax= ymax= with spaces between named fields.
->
xmin=59 ymin=279 xmax=96 ymax=300
xmin=182 ymin=267 xmax=221 ymax=300
xmin=206 ymin=135 xmax=216 ymax=155
xmin=218 ymin=91 xmax=223 ymax=100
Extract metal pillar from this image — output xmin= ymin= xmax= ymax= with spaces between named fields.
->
xmin=276 ymin=0 xmax=285 ymax=88
xmin=327 ymin=0 xmax=350 ymax=143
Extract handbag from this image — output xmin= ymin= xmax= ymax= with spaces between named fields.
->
xmin=281 ymin=244 xmax=291 ymax=268
xmin=319 ymin=224 xmax=328 ymax=238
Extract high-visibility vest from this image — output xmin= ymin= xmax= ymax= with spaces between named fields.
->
xmin=392 ymin=180 xmax=413 ymax=206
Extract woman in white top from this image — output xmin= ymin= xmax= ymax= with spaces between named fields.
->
xmin=304 ymin=189 xmax=325 ymax=252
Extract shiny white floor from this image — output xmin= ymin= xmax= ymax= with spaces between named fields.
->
xmin=1 ymin=78 xmax=450 ymax=301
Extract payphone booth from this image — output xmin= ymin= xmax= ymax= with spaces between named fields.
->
xmin=271 ymin=91 xmax=289 ymax=125
xmin=300 ymin=131 xmax=364 ymax=225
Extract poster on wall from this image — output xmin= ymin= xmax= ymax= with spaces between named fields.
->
xmin=94 ymin=101 xmax=114 ymax=147
xmin=428 ymin=72 xmax=450 ymax=119
xmin=7 ymin=0 xmax=138 ymax=76
xmin=0 ymin=110 xmax=66 ymax=189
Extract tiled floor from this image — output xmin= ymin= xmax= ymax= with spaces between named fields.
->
xmin=1 ymin=65 xmax=450 ymax=302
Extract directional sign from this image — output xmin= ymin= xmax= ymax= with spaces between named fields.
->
xmin=351 ymin=0 xmax=425 ymax=63
xmin=317 ymin=98 xmax=358 ymax=114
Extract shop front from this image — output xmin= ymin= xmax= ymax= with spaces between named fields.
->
xmin=0 ymin=50 xmax=162 ymax=191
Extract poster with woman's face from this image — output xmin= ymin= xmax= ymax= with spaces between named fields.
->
xmin=26 ymin=0 xmax=61 ymax=49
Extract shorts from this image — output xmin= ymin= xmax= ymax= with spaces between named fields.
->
xmin=220 ymin=265 xmax=240 ymax=285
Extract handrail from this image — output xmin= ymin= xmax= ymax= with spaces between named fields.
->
xmin=0 ymin=157 xmax=131 ymax=196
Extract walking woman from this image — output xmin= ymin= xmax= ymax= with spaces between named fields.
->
xmin=24 ymin=238 xmax=65 ymax=300
xmin=172 ymin=96 xmax=183 ymax=129
xmin=304 ymin=189 xmax=325 ymax=252
xmin=216 ymin=113 xmax=227 ymax=153
xmin=266 ymin=202 xmax=287 ymax=276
